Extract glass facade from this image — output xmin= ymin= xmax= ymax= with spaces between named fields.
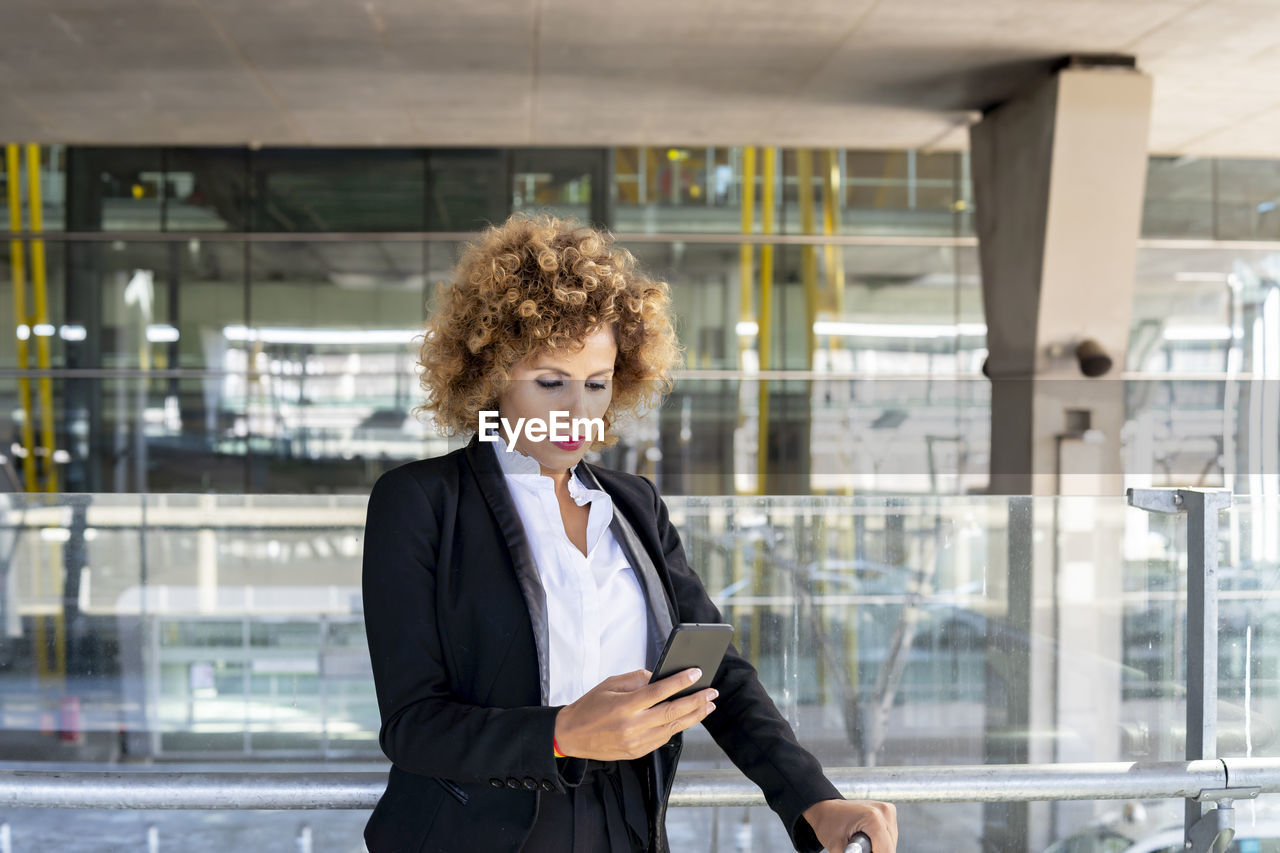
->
xmin=3 ymin=143 xmax=1279 ymax=841
xmin=0 ymin=492 xmax=1277 ymax=849
xmin=5 ymin=146 xmax=1280 ymax=496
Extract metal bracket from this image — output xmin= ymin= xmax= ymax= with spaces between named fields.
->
xmin=1185 ymin=758 xmax=1259 ymax=852
xmin=1186 ymin=801 xmax=1235 ymax=853
xmin=1126 ymin=487 xmax=1183 ymax=513
xmin=1195 ymin=786 xmax=1261 ymax=803
xmin=1189 ymin=788 xmax=1258 ymax=853
xmin=1125 ymin=488 xmax=1232 ymax=514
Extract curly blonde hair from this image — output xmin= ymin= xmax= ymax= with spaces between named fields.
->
xmin=414 ymin=214 xmax=683 ymax=446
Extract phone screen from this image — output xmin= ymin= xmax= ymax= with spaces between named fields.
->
xmin=649 ymin=623 xmax=734 ymax=701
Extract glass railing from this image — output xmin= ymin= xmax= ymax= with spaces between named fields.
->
xmin=1 ymin=491 xmax=1278 ymax=851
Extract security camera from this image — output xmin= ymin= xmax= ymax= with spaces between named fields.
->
xmin=1075 ymin=338 xmax=1112 ymax=377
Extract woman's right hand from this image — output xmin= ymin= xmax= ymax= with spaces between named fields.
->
xmin=553 ymin=668 xmax=717 ymax=761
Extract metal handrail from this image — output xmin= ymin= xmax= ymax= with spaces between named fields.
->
xmin=1 ymin=759 xmax=1277 ymax=810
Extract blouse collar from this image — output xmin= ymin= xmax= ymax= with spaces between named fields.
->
xmin=489 ymin=431 xmax=547 ymax=477
xmin=485 ymin=431 xmax=601 ymax=505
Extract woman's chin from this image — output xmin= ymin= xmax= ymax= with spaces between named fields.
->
xmin=522 ymin=440 xmax=587 ymax=468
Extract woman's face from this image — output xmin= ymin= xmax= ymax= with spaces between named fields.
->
xmin=495 ymin=325 xmax=617 ymax=472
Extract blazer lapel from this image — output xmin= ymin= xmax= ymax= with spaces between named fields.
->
xmin=576 ymin=462 xmax=676 ymax=670
xmin=463 ymin=433 xmax=552 ymax=706
xmin=463 ymin=433 xmax=679 ymax=704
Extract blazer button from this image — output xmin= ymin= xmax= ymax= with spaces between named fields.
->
xmin=489 ymin=778 xmax=504 ymax=788
xmin=522 ymin=777 xmax=538 ymax=790
xmin=506 ymin=777 xmax=521 ymax=789
xmin=540 ymin=780 xmax=555 ymax=792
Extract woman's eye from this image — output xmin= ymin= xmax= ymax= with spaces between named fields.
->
xmin=587 ymin=381 xmax=609 ymax=392
xmin=536 ymin=379 xmax=563 ymax=389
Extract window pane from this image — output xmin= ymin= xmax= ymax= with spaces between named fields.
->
xmin=250 ymin=149 xmax=426 ymax=232
xmin=1142 ymin=155 xmax=1213 ymax=238
xmin=164 ymin=148 xmax=249 ymax=231
xmin=427 ymin=149 xmax=508 ymax=231
xmin=1216 ymin=158 xmax=1280 ymax=241
xmin=244 ymin=241 xmax=445 ymax=491
xmin=65 ymin=147 xmax=164 ymax=232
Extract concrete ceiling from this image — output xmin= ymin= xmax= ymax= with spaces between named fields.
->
xmin=3 ymin=0 xmax=1280 ymax=155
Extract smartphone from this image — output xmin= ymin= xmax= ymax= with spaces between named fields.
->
xmin=648 ymin=623 xmax=734 ymax=701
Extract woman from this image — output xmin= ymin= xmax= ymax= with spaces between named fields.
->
xmin=361 ymin=214 xmax=898 ymax=853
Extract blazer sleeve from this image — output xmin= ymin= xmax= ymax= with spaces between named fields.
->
xmin=643 ymin=477 xmax=844 ymax=852
xmin=361 ymin=466 xmax=584 ymax=789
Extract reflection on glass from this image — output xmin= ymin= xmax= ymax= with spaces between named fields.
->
xmin=65 ymin=147 xmax=165 ymax=232
xmin=509 ymin=148 xmax=605 ymax=226
xmin=0 ymin=234 xmax=67 ymax=370
xmin=1142 ymin=156 xmax=1213 ymax=238
xmin=1216 ymin=159 xmax=1280 ymax=242
xmin=163 ymin=148 xmax=249 ymax=231
xmin=0 ymin=492 xmax=1276 ymax=849
xmin=1127 ymin=247 xmax=1280 ymax=491
xmin=426 ymin=149 xmax=508 ymax=231
xmin=250 ymin=149 xmax=426 ymax=232
xmin=242 ymin=241 xmax=442 ymax=489
xmin=611 ymin=147 xmax=968 ymax=237
xmin=0 ymin=144 xmax=66 ymax=233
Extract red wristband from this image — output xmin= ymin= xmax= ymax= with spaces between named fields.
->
xmin=553 ymin=736 xmax=566 ymax=758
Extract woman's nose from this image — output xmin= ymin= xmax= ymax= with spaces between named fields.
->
xmin=564 ymin=383 xmax=589 ymax=419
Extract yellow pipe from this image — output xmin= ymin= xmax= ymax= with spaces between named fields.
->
xmin=756 ymin=148 xmax=775 ymax=495
xmin=5 ymin=145 xmax=37 ymax=492
xmin=26 ymin=145 xmax=57 ymax=493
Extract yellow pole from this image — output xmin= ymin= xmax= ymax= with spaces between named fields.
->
xmin=756 ymin=147 xmax=775 ymax=495
xmin=26 ymin=145 xmax=57 ymax=493
xmin=5 ymin=145 xmax=37 ymax=491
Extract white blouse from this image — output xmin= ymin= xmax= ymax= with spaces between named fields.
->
xmin=489 ymin=434 xmax=649 ymax=707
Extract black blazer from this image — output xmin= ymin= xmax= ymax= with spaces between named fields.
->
xmin=361 ymin=433 xmax=842 ymax=853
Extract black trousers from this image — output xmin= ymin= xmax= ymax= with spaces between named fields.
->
xmin=520 ymin=759 xmax=650 ymax=853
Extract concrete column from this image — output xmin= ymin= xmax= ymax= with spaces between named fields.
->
xmin=970 ymin=58 xmax=1152 ymax=852
xmin=971 ymin=57 xmax=1153 ymax=497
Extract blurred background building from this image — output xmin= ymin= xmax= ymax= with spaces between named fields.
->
xmin=3 ymin=143 xmax=1278 ymax=500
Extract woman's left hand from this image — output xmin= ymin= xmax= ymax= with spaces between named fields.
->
xmin=802 ymin=798 xmax=898 ymax=853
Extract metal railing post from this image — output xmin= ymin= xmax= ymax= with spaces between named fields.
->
xmin=1127 ymin=487 xmax=1239 ymax=853
xmin=1183 ymin=490 xmax=1229 ymax=833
